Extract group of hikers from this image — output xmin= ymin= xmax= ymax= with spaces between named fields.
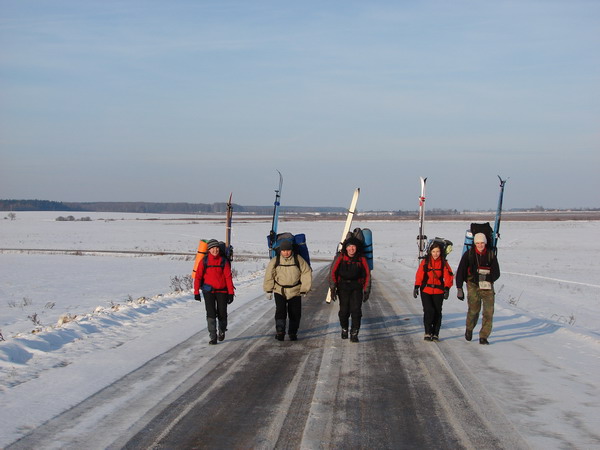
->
xmin=193 ymin=231 xmax=500 ymax=346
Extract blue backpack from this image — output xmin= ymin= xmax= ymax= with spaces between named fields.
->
xmin=273 ymin=232 xmax=311 ymax=267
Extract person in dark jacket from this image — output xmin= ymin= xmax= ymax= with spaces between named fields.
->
xmin=414 ymin=241 xmax=454 ymax=341
xmin=329 ymin=236 xmax=371 ymax=342
xmin=194 ymin=239 xmax=235 ymax=345
xmin=263 ymin=239 xmax=312 ymax=341
xmin=456 ymin=233 xmax=500 ymax=345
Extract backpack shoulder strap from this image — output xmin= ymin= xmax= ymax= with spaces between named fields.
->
xmin=204 ymin=255 xmax=226 ymax=269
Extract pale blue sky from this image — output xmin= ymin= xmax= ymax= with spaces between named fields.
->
xmin=1 ymin=0 xmax=598 ymax=210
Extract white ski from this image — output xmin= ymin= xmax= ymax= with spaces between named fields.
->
xmin=417 ymin=177 xmax=427 ymax=260
xmin=326 ymin=188 xmax=360 ymax=303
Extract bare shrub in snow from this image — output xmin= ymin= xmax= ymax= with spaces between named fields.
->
xmin=28 ymin=313 xmax=41 ymax=325
xmin=183 ymin=275 xmax=193 ymax=290
xmin=170 ymin=275 xmax=193 ymax=292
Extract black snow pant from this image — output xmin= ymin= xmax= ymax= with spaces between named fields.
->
xmin=203 ymin=291 xmax=229 ymax=340
xmin=338 ymin=284 xmax=363 ymax=333
xmin=420 ymin=291 xmax=444 ymax=336
xmin=274 ymin=293 xmax=302 ymax=335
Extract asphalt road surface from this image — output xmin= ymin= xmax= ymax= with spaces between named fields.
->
xmin=8 ymin=267 xmax=527 ymax=449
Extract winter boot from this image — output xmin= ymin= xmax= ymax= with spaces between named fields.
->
xmin=350 ymin=329 xmax=359 ymax=343
xmin=341 ymin=329 xmax=349 ymax=339
xmin=465 ymin=329 xmax=473 ymax=341
xmin=207 ymin=318 xmax=218 ymax=344
xmin=424 ymin=334 xmax=432 ymax=341
xmin=218 ymin=320 xmax=227 ymax=341
xmin=275 ymin=319 xmax=286 ymax=341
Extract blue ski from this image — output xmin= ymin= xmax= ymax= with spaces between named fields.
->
xmin=267 ymin=170 xmax=283 ymax=258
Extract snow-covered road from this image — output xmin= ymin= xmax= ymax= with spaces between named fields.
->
xmin=8 ymin=266 xmax=589 ymax=449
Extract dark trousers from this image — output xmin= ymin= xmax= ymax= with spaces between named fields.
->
xmin=203 ymin=291 xmax=229 ymax=333
xmin=274 ymin=293 xmax=302 ymax=335
xmin=338 ymin=287 xmax=363 ymax=331
xmin=420 ymin=291 xmax=444 ymax=336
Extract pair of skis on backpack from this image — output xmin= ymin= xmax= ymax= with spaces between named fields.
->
xmin=191 ymin=193 xmax=234 ymax=281
xmin=417 ymin=176 xmax=508 ymax=260
xmin=265 ymin=173 xmax=372 ymax=304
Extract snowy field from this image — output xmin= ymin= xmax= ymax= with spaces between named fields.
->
xmin=1 ymin=211 xmax=599 ymax=448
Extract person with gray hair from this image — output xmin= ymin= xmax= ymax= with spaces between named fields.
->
xmin=456 ymin=232 xmax=501 ymax=345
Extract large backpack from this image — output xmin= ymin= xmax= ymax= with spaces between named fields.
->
xmin=461 ymin=222 xmax=493 ymax=256
xmin=426 ymin=237 xmax=453 ymax=257
xmin=344 ymin=227 xmax=374 ymax=270
xmin=421 ymin=236 xmax=453 ymax=288
xmin=273 ymin=232 xmax=311 ymax=268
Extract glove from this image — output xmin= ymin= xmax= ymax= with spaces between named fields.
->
xmin=413 ymin=286 xmax=420 ymax=299
xmin=227 ymin=294 xmax=234 ymax=304
xmin=194 ymin=294 xmax=202 ymax=301
xmin=443 ymin=288 xmax=449 ymax=300
xmin=363 ymin=291 xmax=369 ymax=303
xmin=266 ymin=292 xmax=273 ymax=300
xmin=457 ymin=287 xmax=464 ymax=301
xmin=330 ymin=288 xmax=337 ymax=302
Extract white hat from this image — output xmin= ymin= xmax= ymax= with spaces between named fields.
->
xmin=474 ymin=233 xmax=487 ymax=244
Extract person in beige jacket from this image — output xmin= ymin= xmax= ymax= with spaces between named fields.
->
xmin=263 ymin=239 xmax=312 ymax=341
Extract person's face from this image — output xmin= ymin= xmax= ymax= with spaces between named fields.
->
xmin=280 ymin=249 xmax=292 ymax=258
xmin=209 ymin=246 xmax=220 ymax=256
xmin=475 ymin=241 xmax=486 ymax=251
xmin=346 ymin=244 xmax=357 ymax=257
xmin=430 ymin=247 xmax=441 ymax=260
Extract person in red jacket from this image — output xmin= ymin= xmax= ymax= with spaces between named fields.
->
xmin=414 ymin=241 xmax=454 ymax=342
xmin=329 ymin=236 xmax=371 ymax=343
xmin=194 ymin=239 xmax=235 ymax=345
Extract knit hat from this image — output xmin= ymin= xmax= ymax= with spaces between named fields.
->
xmin=344 ymin=236 xmax=363 ymax=253
xmin=279 ymin=240 xmax=293 ymax=251
xmin=206 ymin=239 xmax=220 ymax=250
xmin=473 ymin=233 xmax=487 ymax=244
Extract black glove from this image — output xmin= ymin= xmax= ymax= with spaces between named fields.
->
xmin=443 ymin=288 xmax=449 ymax=300
xmin=413 ymin=286 xmax=420 ymax=299
xmin=227 ymin=294 xmax=234 ymax=304
xmin=330 ymin=288 xmax=337 ymax=302
xmin=363 ymin=291 xmax=369 ymax=303
xmin=194 ymin=294 xmax=202 ymax=301
xmin=457 ymin=287 xmax=464 ymax=301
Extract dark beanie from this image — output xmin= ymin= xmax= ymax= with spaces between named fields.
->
xmin=279 ymin=240 xmax=293 ymax=251
xmin=207 ymin=239 xmax=220 ymax=250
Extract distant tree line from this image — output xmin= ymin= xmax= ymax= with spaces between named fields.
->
xmin=2 ymin=199 xmax=598 ymax=215
xmin=0 ymin=199 xmax=80 ymax=211
xmin=0 ymin=199 xmax=346 ymax=214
